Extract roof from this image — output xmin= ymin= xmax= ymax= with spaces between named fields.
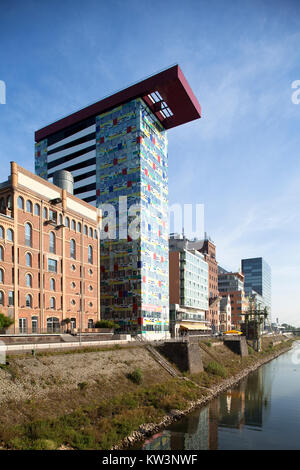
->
xmin=35 ymin=64 xmax=201 ymax=142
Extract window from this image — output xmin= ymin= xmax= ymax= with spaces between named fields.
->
xmin=0 ymin=246 xmax=3 ymax=261
xmin=19 ymin=318 xmax=27 ymax=334
xmin=43 ymin=207 xmax=48 ymax=219
xmin=94 ymin=229 xmax=98 ymax=239
xmin=26 ymin=294 xmax=32 ymax=308
xmin=70 ymin=239 xmax=76 ymax=259
xmin=50 ymin=278 xmax=55 ymax=291
xmin=7 ymin=229 xmax=14 ymax=242
xmin=0 ymin=291 xmax=3 ymax=305
xmin=49 ymin=232 xmax=56 ymax=254
xmin=84 ymin=225 xmax=88 ymax=235
xmin=0 ymin=226 xmax=3 ymax=239
xmin=48 ymin=258 xmax=57 ymax=273
xmin=31 ymin=316 xmax=38 ymax=333
xmin=88 ymin=319 xmax=94 ymax=329
xmin=26 ymin=252 xmax=32 ymax=267
xmin=0 ymin=269 xmax=3 ymax=283
xmin=71 ymin=264 xmax=76 ymax=271
xmin=25 ymin=223 xmax=32 ymax=247
xmin=50 ymin=297 xmax=56 ymax=310
xmin=47 ymin=317 xmax=60 ymax=333
xmin=26 ymin=273 xmax=32 ymax=288
xmin=89 ymin=227 xmax=93 ymax=238
xmin=34 ymin=203 xmax=40 ymax=216
xmin=59 ymin=214 xmax=63 ymax=225
xmin=88 ymin=245 xmax=93 ymax=264
xmin=9 ymin=291 xmax=14 ymax=306
xmin=49 ymin=209 xmax=57 ymax=223
xmin=88 ymin=285 xmax=93 ymax=291
xmin=26 ymin=200 xmax=33 ymax=213
xmin=7 ymin=195 xmax=12 ymax=210
xmin=70 ymin=318 xmax=76 ymax=329
xmin=0 ymin=198 xmax=5 ymax=211
xmin=77 ymin=222 xmax=81 ymax=233
xmin=71 ymin=220 xmax=76 ymax=231
xmin=65 ymin=217 xmax=70 ymax=228
xmin=18 ymin=196 xmax=24 ymax=210
xmin=71 ymin=299 xmax=76 ymax=306
xmin=71 ymin=282 xmax=76 ymax=289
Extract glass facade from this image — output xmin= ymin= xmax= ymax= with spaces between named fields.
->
xmin=180 ymin=249 xmax=208 ymax=311
xmin=241 ymin=257 xmax=271 ymax=316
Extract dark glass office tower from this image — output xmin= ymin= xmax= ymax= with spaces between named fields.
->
xmin=241 ymin=257 xmax=271 ymax=317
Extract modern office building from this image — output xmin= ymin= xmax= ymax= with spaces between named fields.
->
xmin=35 ymin=65 xmax=201 ymax=337
xmin=169 ymin=235 xmax=210 ymax=336
xmin=241 ymin=257 xmax=271 ymax=317
xmin=199 ymin=237 xmax=220 ymax=332
xmin=0 ymin=162 xmax=100 ymax=333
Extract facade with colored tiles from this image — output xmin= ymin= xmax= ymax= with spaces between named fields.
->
xmin=0 ymin=162 xmax=100 ymax=333
xmin=34 ymin=65 xmax=202 ymax=337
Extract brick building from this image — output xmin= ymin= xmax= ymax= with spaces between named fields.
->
xmin=199 ymin=238 xmax=220 ymax=332
xmin=218 ymin=268 xmax=248 ymax=329
xmin=0 ymin=162 xmax=100 ymax=333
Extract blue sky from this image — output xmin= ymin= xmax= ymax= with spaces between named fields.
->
xmin=0 ymin=0 xmax=299 ymax=325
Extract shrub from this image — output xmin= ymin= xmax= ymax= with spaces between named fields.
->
xmin=94 ymin=320 xmax=119 ymax=329
xmin=126 ymin=368 xmax=143 ymax=385
xmin=0 ymin=313 xmax=14 ymax=330
xmin=205 ymin=361 xmax=228 ymax=378
xmin=78 ymin=382 xmax=88 ymax=391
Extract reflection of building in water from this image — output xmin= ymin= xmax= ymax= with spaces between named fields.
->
xmin=218 ymin=381 xmax=246 ymax=429
xmin=244 ymin=367 xmax=272 ymax=429
xmin=142 ymin=407 xmax=210 ymax=450
xmin=208 ymin=399 xmax=219 ymax=450
xmin=143 ymin=432 xmax=171 ymax=450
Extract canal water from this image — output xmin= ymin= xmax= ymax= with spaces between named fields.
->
xmin=134 ymin=342 xmax=300 ymax=450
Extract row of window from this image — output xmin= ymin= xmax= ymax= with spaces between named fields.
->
xmin=0 ymin=290 xmax=94 ymax=309
xmin=18 ymin=317 xmax=95 ymax=333
xmin=17 ymin=196 xmax=97 ymax=238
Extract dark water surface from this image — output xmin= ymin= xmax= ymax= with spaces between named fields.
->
xmin=134 ymin=342 xmax=300 ymax=450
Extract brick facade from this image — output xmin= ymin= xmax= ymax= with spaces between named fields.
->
xmin=0 ymin=162 xmax=100 ymax=333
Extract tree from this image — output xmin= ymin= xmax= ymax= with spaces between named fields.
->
xmin=0 ymin=313 xmax=14 ymax=330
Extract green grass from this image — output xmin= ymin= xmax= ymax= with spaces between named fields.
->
xmin=205 ymin=361 xmax=228 ymax=378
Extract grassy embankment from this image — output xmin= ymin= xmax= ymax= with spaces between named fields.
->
xmin=0 ymin=337 xmax=295 ymax=450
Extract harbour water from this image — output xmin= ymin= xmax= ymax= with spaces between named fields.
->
xmin=134 ymin=342 xmax=300 ymax=450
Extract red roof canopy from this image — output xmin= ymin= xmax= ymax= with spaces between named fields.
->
xmin=35 ymin=64 xmax=201 ymax=142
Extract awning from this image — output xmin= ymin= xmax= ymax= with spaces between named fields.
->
xmin=179 ymin=323 xmax=211 ymax=331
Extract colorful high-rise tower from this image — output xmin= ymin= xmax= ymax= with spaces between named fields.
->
xmin=34 ymin=65 xmax=201 ymax=338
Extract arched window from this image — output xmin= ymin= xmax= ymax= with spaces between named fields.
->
xmin=25 ymin=223 xmax=32 ymax=247
xmin=71 ymin=220 xmax=76 ymax=231
xmin=0 ymin=269 xmax=4 ymax=283
xmin=47 ymin=317 xmax=60 ymax=333
xmin=0 ymin=246 xmax=3 ymax=261
xmin=77 ymin=222 xmax=81 ymax=233
xmin=26 ymin=252 xmax=32 ymax=267
xmin=7 ymin=195 xmax=12 ymax=210
xmin=18 ymin=196 xmax=24 ymax=210
xmin=0 ymin=198 xmax=5 ymax=211
xmin=59 ymin=214 xmax=63 ymax=225
xmin=70 ymin=239 xmax=76 ymax=259
xmin=26 ymin=294 xmax=32 ymax=308
xmin=94 ymin=229 xmax=98 ymax=239
xmin=50 ymin=278 xmax=55 ymax=291
xmin=49 ymin=232 xmax=56 ymax=254
xmin=84 ymin=225 xmax=88 ymax=235
xmin=50 ymin=297 xmax=56 ymax=310
xmin=0 ymin=226 xmax=4 ymax=239
xmin=89 ymin=227 xmax=93 ymax=238
xmin=26 ymin=200 xmax=33 ymax=213
xmin=88 ymin=245 xmax=93 ymax=264
xmin=65 ymin=217 xmax=70 ymax=228
xmin=26 ymin=273 xmax=32 ymax=288
xmin=34 ymin=204 xmax=40 ymax=216
xmin=43 ymin=207 xmax=48 ymax=219
xmin=7 ymin=229 xmax=14 ymax=242
xmin=0 ymin=291 xmax=4 ymax=305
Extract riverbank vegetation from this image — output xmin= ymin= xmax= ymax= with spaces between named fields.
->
xmin=0 ymin=336 xmax=295 ymax=450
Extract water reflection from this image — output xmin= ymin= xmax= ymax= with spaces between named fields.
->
xmin=136 ymin=344 xmax=300 ymax=450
